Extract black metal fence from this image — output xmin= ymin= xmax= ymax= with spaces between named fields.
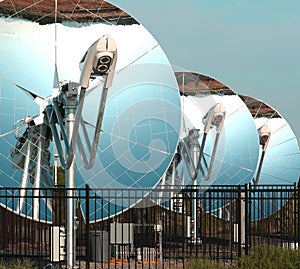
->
xmin=0 ymin=184 xmax=299 ymax=268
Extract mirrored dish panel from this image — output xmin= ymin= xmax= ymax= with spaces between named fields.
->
xmin=240 ymin=95 xmax=300 ymax=220
xmin=156 ymin=72 xmax=259 ymax=213
xmin=0 ymin=1 xmax=181 ymax=222
xmin=177 ymin=72 xmax=259 ymax=187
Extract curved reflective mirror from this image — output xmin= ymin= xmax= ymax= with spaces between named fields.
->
xmin=0 ymin=1 xmax=181 ymax=221
xmin=240 ymin=95 xmax=300 ymax=220
xmin=156 ymin=71 xmax=259 ymax=216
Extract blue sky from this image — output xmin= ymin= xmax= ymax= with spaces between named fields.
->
xmin=110 ymin=0 xmax=300 ymax=142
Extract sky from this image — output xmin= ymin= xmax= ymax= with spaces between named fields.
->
xmin=110 ymin=0 xmax=300 ymax=142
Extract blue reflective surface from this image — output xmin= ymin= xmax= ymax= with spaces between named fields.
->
xmin=177 ymin=73 xmax=258 ymax=187
xmin=157 ymin=72 xmax=260 ymax=213
xmin=240 ymin=96 xmax=300 ymax=220
xmin=0 ymin=11 xmax=181 ymax=221
xmin=179 ymin=94 xmax=259 ymax=187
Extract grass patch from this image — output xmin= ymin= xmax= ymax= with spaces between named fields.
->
xmin=234 ymin=245 xmax=300 ymax=269
xmin=186 ymin=245 xmax=300 ymax=269
xmin=186 ymin=258 xmax=229 ymax=269
xmin=0 ymin=259 xmax=37 ymax=269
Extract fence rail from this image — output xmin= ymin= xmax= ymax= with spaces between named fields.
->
xmin=0 ymin=184 xmax=299 ymax=268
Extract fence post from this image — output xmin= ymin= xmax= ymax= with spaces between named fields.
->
xmin=237 ymin=185 xmax=242 ymax=257
xmin=0 ymin=206 xmax=8 ymax=250
xmin=297 ymin=183 xmax=300 ymax=248
xmin=293 ymin=183 xmax=297 ymax=248
xmin=244 ymin=184 xmax=249 ymax=255
xmin=85 ymin=184 xmax=90 ymax=269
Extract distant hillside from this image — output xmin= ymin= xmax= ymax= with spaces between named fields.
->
xmin=0 ymin=0 xmax=138 ymax=25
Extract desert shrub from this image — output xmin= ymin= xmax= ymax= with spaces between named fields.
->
xmin=186 ymin=257 xmax=227 ymax=269
xmin=0 ymin=259 xmax=37 ymax=269
xmin=232 ymin=245 xmax=300 ymax=269
xmin=186 ymin=245 xmax=300 ymax=269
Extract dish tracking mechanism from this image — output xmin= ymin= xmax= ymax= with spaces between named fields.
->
xmin=196 ymin=103 xmax=226 ymax=181
xmin=45 ymin=35 xmax=117 ymax=171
